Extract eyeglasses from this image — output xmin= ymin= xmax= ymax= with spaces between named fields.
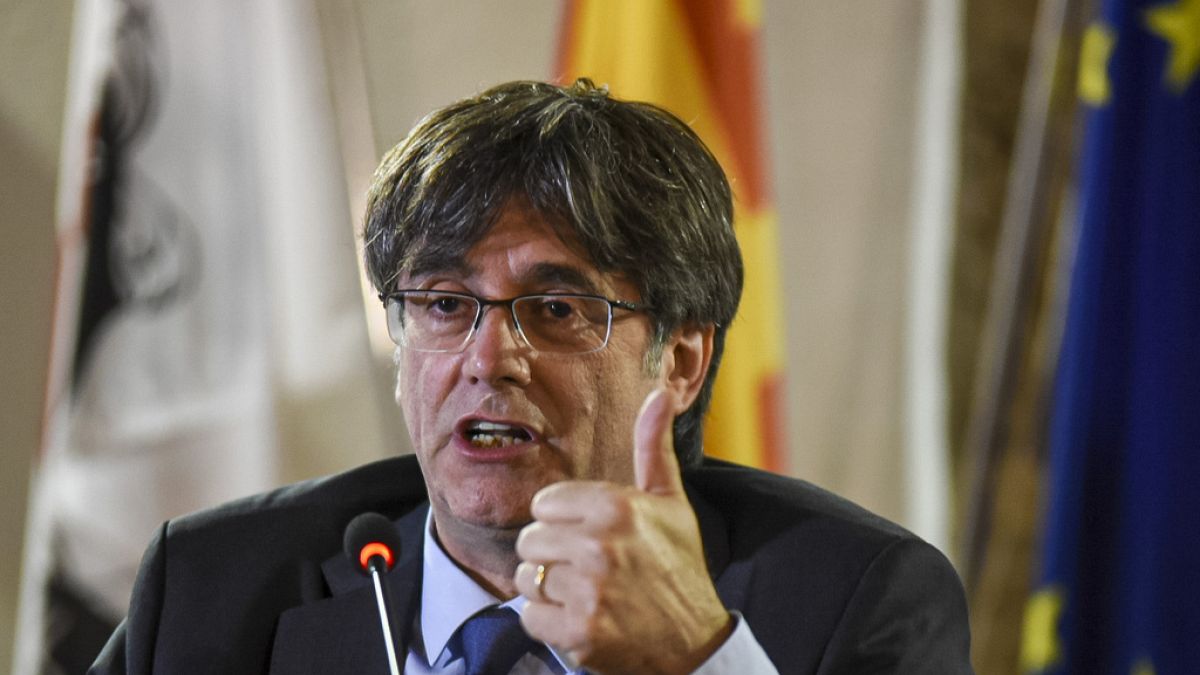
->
xmin=380 ymin=290 xmax=647 ymax=355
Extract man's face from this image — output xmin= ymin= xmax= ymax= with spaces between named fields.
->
xmin=395 ymin=204 xmax=664 ymax=537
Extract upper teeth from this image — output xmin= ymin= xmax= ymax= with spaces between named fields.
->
xmin=473 ymin=421 xmax=517 ymax=432
xmin=466 ymin=421 xmax=529 ymax=448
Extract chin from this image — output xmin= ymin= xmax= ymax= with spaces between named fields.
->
xmin=445 ymin=490 xmax=536 ymax=532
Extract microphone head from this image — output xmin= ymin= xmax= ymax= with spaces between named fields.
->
xmin=343 ymin=512 xmax=402 ymax=574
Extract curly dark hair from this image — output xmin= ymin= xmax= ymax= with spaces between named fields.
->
xmin=363 ymin=79 xmax=743 ymax=467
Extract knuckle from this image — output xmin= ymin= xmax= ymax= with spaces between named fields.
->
xmin=578 ymin=537 xmax=606 ymax=567
xmin=594 ymin=491 xmax=635 ymax=529
xmin=513 ymin=561 xmax=534 ymax=589
xmin=514 ymin=523 xmax=539 ymax=557
xmin=613 ymin=500 xmax=635 ymax=528
xmin=588 ymin=538 xmax=619 ymax=574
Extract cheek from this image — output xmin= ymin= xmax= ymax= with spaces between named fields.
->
xmin=583 ymin=359 xmax=659 ymax=483
xmin=394 ymin=357 xmax=421 ymax=447
xmin=395 ymin=352 xmax=456 ymax=450
xmin=538 ymin=364 xmax=596 ymax=451
xmin=392 ymin=349 xmax=406 ymax=406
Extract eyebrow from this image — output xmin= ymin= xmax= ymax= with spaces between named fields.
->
xmin=404 ymin=259 xmax=603 ymax=296
xmin=404 ymin=256 xmax=472 ymax=282
xmin=521 ymin=262 xmax=601 ymax=295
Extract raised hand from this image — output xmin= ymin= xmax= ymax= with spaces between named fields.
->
xmin=514 ymin=388 xmax=733 ymax=674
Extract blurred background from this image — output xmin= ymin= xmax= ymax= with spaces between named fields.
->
xmin=2 ymin=0 xmax=1197 ymax=673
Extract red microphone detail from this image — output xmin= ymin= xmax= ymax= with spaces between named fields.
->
xmin=359 ymin=542 xmax=395 ymax=571
xmin=343 ymin=512 xmax=403 ymax=575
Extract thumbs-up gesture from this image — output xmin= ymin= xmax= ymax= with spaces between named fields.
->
xmin=515 ymin=388 xmax=733 ymax=674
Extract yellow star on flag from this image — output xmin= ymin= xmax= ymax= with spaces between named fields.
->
xmin=1145 ymin=0 xmax=1200 ymax=92
xmin=1021 ymin=587 xmax=1065 ymax=672
xmin=1131 ymin=658 xmax=1157 ymax=675
xmin=1079 ymin=22 xmax=1117 ymax=105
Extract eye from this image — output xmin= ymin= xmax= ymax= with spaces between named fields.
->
xmin=432 ymin=296 xmax=462 ymax=314
xmin=408 ymin=292 xmax=474 ymax=323
xmin=544 ymin=299 xmax=574 ymax=319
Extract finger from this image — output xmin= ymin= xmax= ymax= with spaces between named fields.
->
xmin=634 ymin=387 xmax=684 ymax=496
xmin=513 ymin=561 xmax=565 ymax=605
xmin=514 ymin=560 xmax=595 ymax=609
xmin=515 ymin=521 xmax=607 ymax=569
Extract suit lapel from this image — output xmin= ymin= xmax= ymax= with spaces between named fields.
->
xmin=686 ymin=480 xmax=755 ymax=614
xmin=268 ymin=504 xmax=428 ymax=674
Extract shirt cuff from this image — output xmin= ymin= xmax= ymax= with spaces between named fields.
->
xmin=691 ymin=612 xmax=778 ymax=675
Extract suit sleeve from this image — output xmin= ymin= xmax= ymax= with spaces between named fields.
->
xmin=88 ymin=521 xmax=169 ymax=675
xmin=817 ymin=537 xmax=973 ymax=674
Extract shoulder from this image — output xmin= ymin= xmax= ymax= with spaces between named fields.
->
xmin=174 ymin=454 xmax=424 ymax=524
xmin=684 ymin=459 xmax=971 ymax=673
xmin=159 ymin=454 xmax=427 ymax=569
xmin=684 ymin=457 xmax=915 ymax=553
xmin=684 ymin=457 xmax=954 ymax=578
xmin=96 ymin=455 xmax=430 ymax=673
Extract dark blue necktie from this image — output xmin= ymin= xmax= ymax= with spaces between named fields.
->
xmin=459 ymin=606 xmax=539 ymax=675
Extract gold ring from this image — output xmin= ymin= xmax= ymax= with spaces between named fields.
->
xmin=533 ymin=562 xmax=551 ymax=601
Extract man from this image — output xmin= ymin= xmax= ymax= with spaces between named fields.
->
xmin=91 ymin=79 xmax=972 ymax=674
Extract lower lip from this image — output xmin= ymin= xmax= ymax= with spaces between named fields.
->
xmin=452 ymin=434 xmax=537 ymax=463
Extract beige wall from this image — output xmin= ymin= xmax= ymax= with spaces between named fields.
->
xmin=764 ymin=2 xmax=924 ymax=529
xmin=0 ymin=1 xmax=933 ymax=667
xmin=1 ymin=0 xmax=73 ymax=669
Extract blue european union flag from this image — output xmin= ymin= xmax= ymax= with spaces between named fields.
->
xmin=1023 ymin=0 xmax=1200 ymax=673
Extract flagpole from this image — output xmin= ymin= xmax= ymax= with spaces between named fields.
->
xmin=959 ymin=0 xmax=1080 ymax=589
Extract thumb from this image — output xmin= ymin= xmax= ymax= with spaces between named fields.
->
xmin=634 ymin=387 xmax=684 ymax=496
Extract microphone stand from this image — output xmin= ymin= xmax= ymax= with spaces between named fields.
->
xmin=367 ymin=558 xmax=401 ymax=675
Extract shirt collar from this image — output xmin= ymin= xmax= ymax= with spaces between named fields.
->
xmin=418 ymin=511 xmax=573 ymax=673
xmin=419 ymin=510 xmax=505 ymax=662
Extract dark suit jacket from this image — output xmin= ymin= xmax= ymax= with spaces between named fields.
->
xmin=89 ymin=455 xmax=972 ymax=674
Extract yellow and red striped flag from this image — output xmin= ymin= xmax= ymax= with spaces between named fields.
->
xmin=557 ymin=0 xmax=787 ymax=471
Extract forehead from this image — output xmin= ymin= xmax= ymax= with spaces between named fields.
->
xmin=404 ymin=204 xmax=629 ymax=296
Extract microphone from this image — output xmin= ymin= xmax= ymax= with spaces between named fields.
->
xmin=343 ymin=512 xmax=403 ymax=675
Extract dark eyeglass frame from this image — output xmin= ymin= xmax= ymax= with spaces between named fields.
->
xmin=378 ymin=289 xmax=648 ymax=355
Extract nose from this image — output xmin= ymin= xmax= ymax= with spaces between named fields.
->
xmin=462 ymin=305 xmax=532 ymax=387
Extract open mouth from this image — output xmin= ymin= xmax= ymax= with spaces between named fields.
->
xmin=464 ymin=421 xmax=533 ymax=449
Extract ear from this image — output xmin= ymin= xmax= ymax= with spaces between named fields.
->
xmin=656 ymin=323 xmax=715 ymax=412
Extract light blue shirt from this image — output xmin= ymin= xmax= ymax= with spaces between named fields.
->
xmin=404 ymin=512 xmax=778 ymax=674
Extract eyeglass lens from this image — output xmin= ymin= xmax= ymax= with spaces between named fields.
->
xmin=386 ymin=291 xmax=614 ymax=354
